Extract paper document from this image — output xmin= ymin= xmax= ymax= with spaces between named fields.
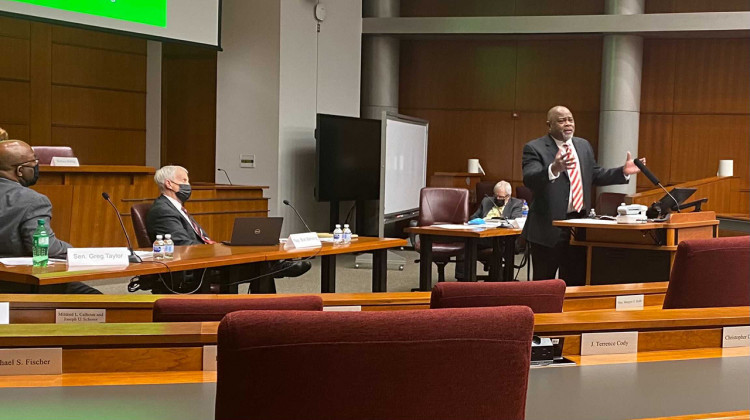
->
xmin=431 ymin=224 xmax=476 ymax=230
xmin=0 ymin=258 xmax=65 ymax=266
xmin=561 ymin=218 xmax=617 ymax=225
xmin=134 ymin=251 xmax=154 ymax=259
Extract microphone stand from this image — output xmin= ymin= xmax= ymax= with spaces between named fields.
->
xmin=101 ymin=192 xmax=142 ymax=263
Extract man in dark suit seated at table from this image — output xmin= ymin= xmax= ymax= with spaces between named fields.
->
xmin=141 ymin=165 xmax=309 ymax=293
xmin=471 ymin=181 xmax=524 ymax=221
xmin=0 ymin=140 xmax=100 ymax=294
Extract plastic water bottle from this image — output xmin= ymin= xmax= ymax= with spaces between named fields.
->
xmin=521 ymin=200 xmax=529 ymax=218
xmin=32 ymin=219 xmax=50 ymax=267
xmin=342 ymin=224 xmax=352 ymax=244
xmin=333 ymin=224 xmax=343 ymax=244
xmin=163 ymin=234 xmax=174 ymax=259
xmin=153 ymin=235 xmax=165 ymax=260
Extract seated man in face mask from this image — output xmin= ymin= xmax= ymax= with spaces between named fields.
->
xmin=0 ymin=140 xmax=100 ymax=294
xmin=471 ymin=181 xmax=524 ymax=221
xmin=142 ymin=165 xmax=309 ymax=293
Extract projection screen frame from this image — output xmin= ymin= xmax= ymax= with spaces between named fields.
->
xmin=0 ymin=0 xmax=223 ymax=50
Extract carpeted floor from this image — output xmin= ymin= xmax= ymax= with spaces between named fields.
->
xmin=88 ymin=249 xmax=531 ymax=295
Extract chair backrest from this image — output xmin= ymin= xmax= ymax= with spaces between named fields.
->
xmin=32 ymin=146 xmax=75 ymax=165
xmin=154 ymin=296 xmax=323 ymax=322
xmin=418 ymin=187 xmax=469 ymax=226
xmin=216 ymin=306 xmax=534 ymax=420
xmin=663 ymin=236 xmax=750 ymax=309
xmin=475 ymin=181 xmax=497 ymax=202
xmin=430 ymin=279 xmax=566 ymax=313
xmin=596 ymin=192 xmax=626 ymax=216
xmin=516 ymin=185 xmax=534 ymax=205
xmin=131 ymin=203 xmax=153 ymax=249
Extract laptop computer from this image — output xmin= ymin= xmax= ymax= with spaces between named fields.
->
xmin=221 ymin=217 xmax=284 ymax=246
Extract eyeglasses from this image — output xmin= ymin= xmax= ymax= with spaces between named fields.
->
xmin=13 ymin=158 xmax=39 ymax=167
xmin=495 ymin=195 xmax=510 ymax=200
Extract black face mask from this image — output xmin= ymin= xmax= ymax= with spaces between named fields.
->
xmin=18 ymin=164 xmax=39 ymax=187
xmin=175 ymin=183 xmax=192 ymax=203
xmin=494 ymin=198 xmax=506 ymax=207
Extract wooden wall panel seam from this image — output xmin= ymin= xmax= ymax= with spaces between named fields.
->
xmin=51 ymin=42 xmax=147 ymax=56
xmin=50 ymin=83 xmax=146 ymax=94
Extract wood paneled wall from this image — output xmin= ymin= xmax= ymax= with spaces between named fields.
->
xmin=161 ymin=43 xmax=217 ymax=183
xmin=399 ymin=36 xmax=749 ymax=211
xmin=0 ymin=16 xmax=147 ymax=165
xmin=399 ymin=38 xmax=602 ymax=186
xmin=638 ymin=38 xmax=749 ymax=213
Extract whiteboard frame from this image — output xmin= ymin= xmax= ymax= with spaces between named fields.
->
xmin=378 ymin=112 xmax=429 ymax=237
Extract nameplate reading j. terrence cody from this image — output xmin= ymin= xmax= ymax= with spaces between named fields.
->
xmin=67 ymin=248 xmax=130 ymax=267
xmin=55 ymin=309 xmax=106 ymax=324
xmin=0 ymin=348 xmax=62 ymax=376
xmin=580 ymin=331 xmax=639 ymax=356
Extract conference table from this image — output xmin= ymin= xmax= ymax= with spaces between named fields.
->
xmin=0 ymin=237 xmax=407 ymax=294
xmin=405 ymin=224 xmax=521 ymax=291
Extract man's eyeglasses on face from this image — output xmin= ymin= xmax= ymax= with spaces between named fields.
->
xmin=13 ymin=158 xmax=39 ymax=168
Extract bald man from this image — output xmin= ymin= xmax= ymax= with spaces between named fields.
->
xmin=0 ymin=140 xmax=100 ymax=294
xmin=521 ymin=106 xmax=642 ymax=285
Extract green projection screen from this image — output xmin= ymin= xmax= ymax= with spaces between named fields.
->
xmin=0 ymin=0 xmax=221 ymax=48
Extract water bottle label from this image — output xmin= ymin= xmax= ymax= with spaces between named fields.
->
xmin=38 ymin=237 xmax=49 ymax=246
xmin=165 ymin=245 xmax=174 ymax=253
xmin=153 ymin=245 xmax=163 ymax=253
xmin=333 ymin=233 xmax=342 ymax=241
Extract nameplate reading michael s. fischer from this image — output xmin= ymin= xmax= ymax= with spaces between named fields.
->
xmin=0 ymin=348 xmax=62 ymax=376
xmin=67 ymin=248 xmax=130 ymax=267
xmin=55 ymin=309 xmax=106 ymax=324
xmin=581 ymin=331 xmax=639 ymax=356
xmin=616 ymin=294 xmax=645 ymax=311
xmin=722 ymin=326 xmax=750 ymax=348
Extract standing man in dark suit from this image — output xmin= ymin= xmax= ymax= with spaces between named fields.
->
xmin=471 ymin=181 xmax=524 ymax=221
xmin=521 ymin=106 xmax=643 ymax=285
xmin=0 ymin=140 xmax=100 ymax=293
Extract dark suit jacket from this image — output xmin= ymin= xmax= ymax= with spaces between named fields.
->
xmin=145 ymin=195 xmax=208 ymax=246
xmin=0 ymin=178 xmax=71 ymax=258
xmin=471 ymin=196 xmax=523 ymax=220
xmin=521 ymin=135 xmax=628 ymax=248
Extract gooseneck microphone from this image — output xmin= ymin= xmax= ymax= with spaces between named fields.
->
xmin=633 ymin=159 xmax=680 ymax=213
xmin=217 ymin=168 xmax=233 ymax=185
xmin=283 ymin=199 xmax=312 ymax=232
xmin=101 ymin=192 xmax=142 ymax=263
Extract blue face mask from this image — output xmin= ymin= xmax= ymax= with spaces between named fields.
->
xmin=175 ymin=183 xmax=192 ymax=203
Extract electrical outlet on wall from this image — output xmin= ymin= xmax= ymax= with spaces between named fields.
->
xmin=240 ymin=154 xmax=255 ymax=168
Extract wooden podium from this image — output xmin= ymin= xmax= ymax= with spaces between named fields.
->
xmin=554 ymin=212 xmax=718 ymax=285
xmin=33 ymin=166 xmax=268 ymax=247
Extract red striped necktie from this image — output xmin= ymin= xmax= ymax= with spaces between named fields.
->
xmin=181 ymin=207 xmax=215 ymax=244
xmin=564 ymin=143 xmax=584 ymax=213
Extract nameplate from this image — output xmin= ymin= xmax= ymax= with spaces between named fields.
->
xmin=0 ymin=302 xmax=8 ymax=324
xmin=285 ymin=232 xmax=321 ymax=249
xmin=55 ymin=309 xmax=106 ymax=324
xmin=581 ymin=331 xmax=638 ymax=356
xmin=616 ymin=294 xmax=645 ymax=311
xmin=722 ymin=326 xmax=750 ymax=348
xmin=203 ymin=345 xmax=217 ymax=371
xmin=0 ymin=348 xmax=62 ymax=375
xmin=67 ymin=248 xmax=130 ymax=267
xmin=50 ymin=156 xmax=79 ymax=167
xmin=323 ymin=306 xmax=362 ymax=312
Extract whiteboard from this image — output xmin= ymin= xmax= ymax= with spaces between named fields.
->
xmin=382 ymin=115 xmax=428 ymax=216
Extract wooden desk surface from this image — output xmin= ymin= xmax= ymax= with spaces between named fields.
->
xmin=0 ymin=238 xmax=407 ymax=286
xmin=0 ymin=306 xmax=745 ymax=348
xmin=554 ymin=211 xmax=719 ymax=230
xmin=405 ymin=225 xmax=521 ymax=238
xmin=39 ymin=165 xmax=155 ymax=174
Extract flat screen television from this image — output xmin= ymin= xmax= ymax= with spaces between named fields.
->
xmin=315 ymin=114 xmax=381 ymax=202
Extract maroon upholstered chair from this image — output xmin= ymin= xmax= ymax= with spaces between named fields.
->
xmin=516 ymin=185 xmax=534 ymax=205
xmin=130 ymin=203 xmax=153 ymax=249
xmin=595 ymin=192 xmax=626 ymax=216
xmin=216 ymin=306 xmax=534 ymax=420
xmin=32 ymin=146 xmax=75 ymax=165
xmin=662 ymin=236 xmax=750 ymax=309
xmin=430 ymin=279 xmax=566 ymax=313
xmin=153 ymin=296 xmax=323 ymax=322
xmin=474 ymin=180 xmax=497 ymax=214
xmin=413 ymin=187 xmax=470 ymax=283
